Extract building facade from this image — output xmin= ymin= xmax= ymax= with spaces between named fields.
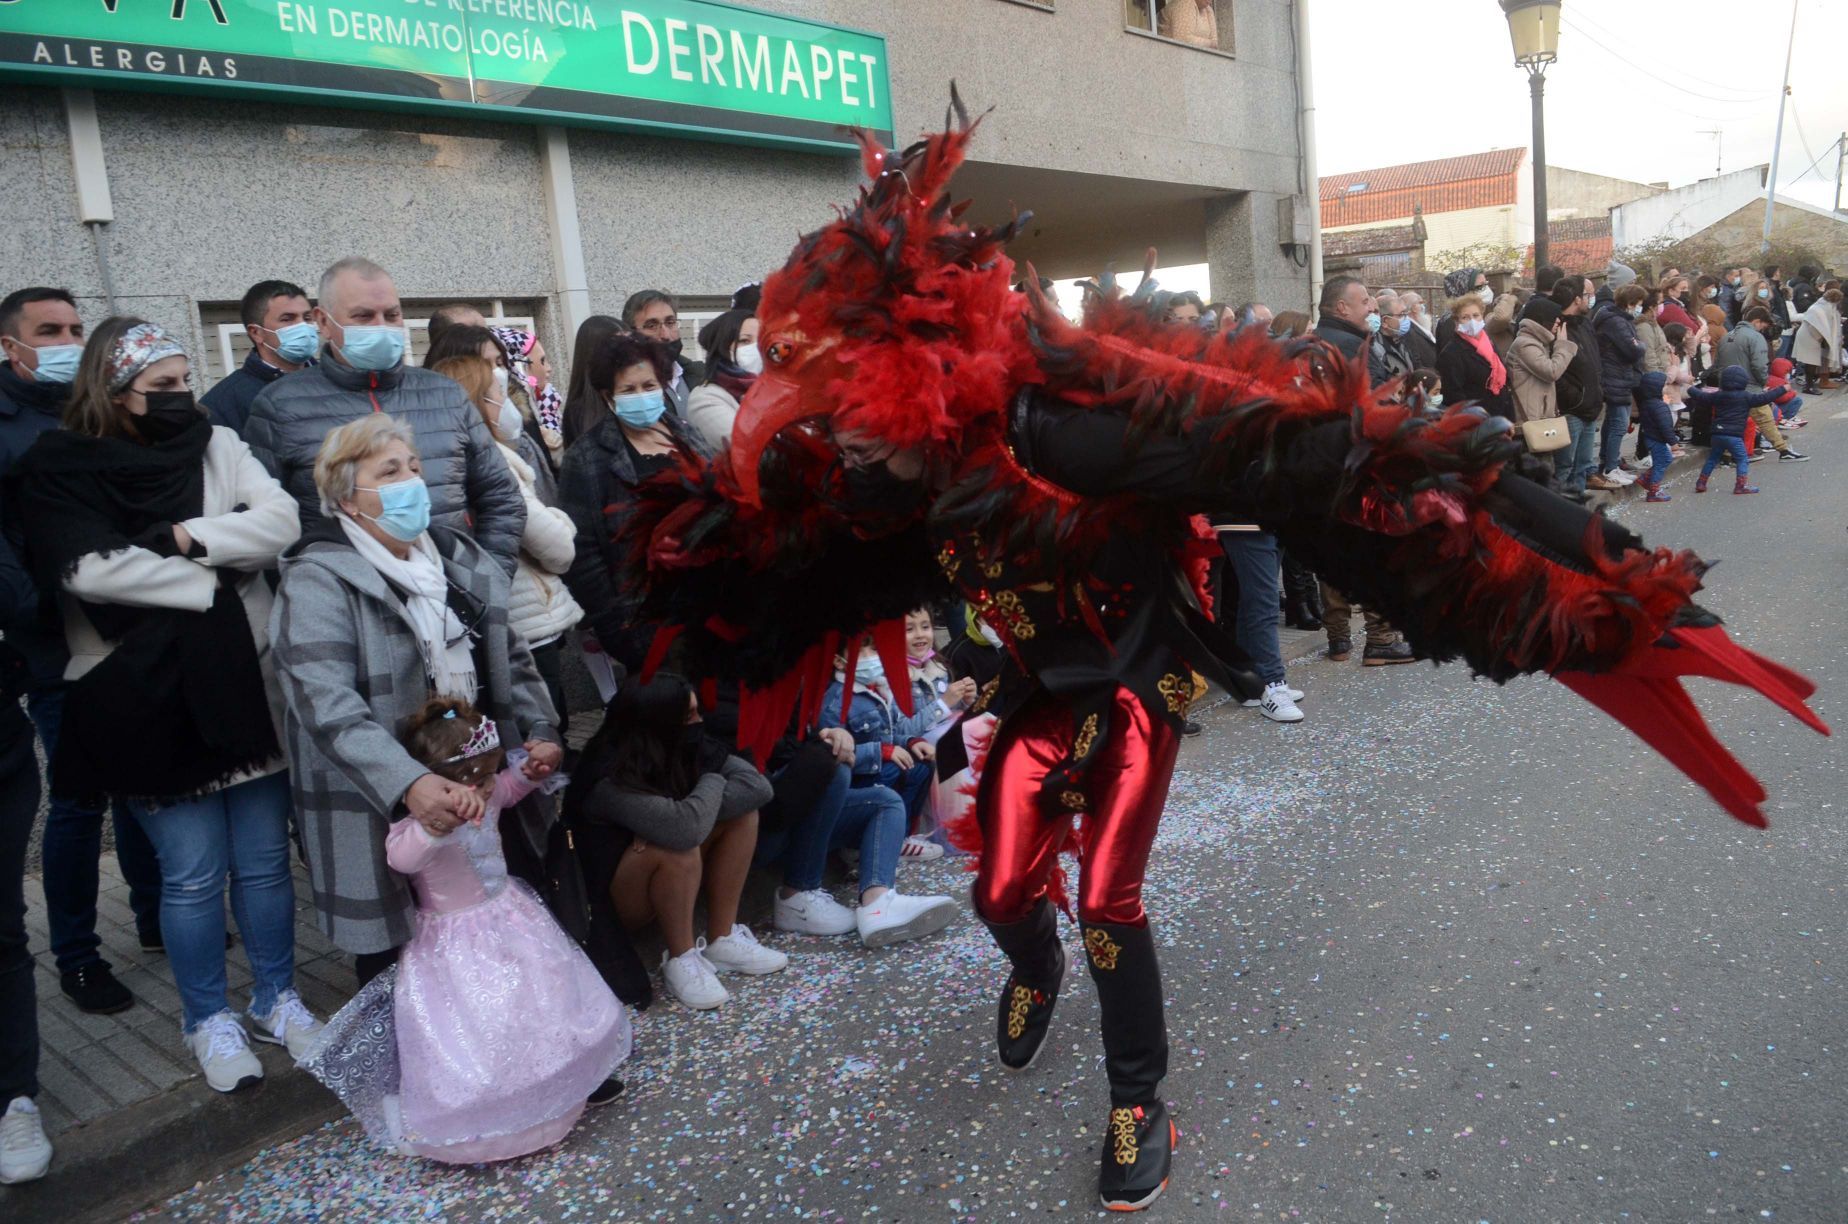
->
xmin=2 ymin=0 xmax=1310 ymax=391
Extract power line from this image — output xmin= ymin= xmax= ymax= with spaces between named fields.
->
xmin=1562 ymin=8 xmax=1777 ymax=103
xmin=1559 ymin=15 xmax=1775 ymax=115
xmin=1778 ymin=132 xmax=1838 ymax=189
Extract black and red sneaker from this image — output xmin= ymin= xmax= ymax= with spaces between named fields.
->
xmin=997 ymin=942 xmax=1066 ymax=1071
xmin=1099 ymin=1099 xmax=1177 ymax=1212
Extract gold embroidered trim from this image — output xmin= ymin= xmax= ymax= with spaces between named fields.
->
xmin=1006 ymin=984 xmax=1033 ymax=1040
xmin=1060 ymin=789 xmax=1088 ymax=812
xmin=936 ymin=541 xmax=961 ymax=582
xmin=1071 ymin=713 xmax=1099 ymax=760
xmin=1110 ymin=1106 xmax=1140 ymax=1166
xmin=1084 ymin=927 xmax=1120 ymax=971
xmin=971 ymin=677 xmax=1001 ymax=715
xmin=1157 ymin=673 xmax=1194 ymax=716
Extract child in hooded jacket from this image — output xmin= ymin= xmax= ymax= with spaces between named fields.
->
xmin=1765 ymin=358 xmax=1808 ymax=429
xmin=1633 ymin=372 xmax=1677 ymax=504
xmin=1688 ymin=365 xmax=1783 ymax=495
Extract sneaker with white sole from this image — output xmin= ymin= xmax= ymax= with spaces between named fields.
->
xmin=856 ymin=891 xmax=957 ymax=948
xmin=775 ymin=888 xmax=858 ymax=936
xmin=900 ymin=834 xmax=945 ymax=861
xmin=1242 ymin=684 xmax=1303 ymax=707
xmin=1253 ymin=681 xmax=1304 ymax=723
xmin=186 ymin=1011 xmax=264 ymax=1093
xmin=700 ymin=925 xmax=789 ymax=976
xmin=249 ymin=988 xmax=326 ymax=1063
xmin=1603 ymin=468 xmax=1635 ymax=486
xmin=0 ymin=1097 xmax=52 ymax=1184
xmin=662 ymin=947 xmax=730 ymax=1010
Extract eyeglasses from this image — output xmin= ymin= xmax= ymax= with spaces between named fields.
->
xmin=638 ymin=317 xmax=678 ymax=332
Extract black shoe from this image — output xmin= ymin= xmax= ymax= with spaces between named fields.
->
xmin=61 ymin=963 xmax=133 ymax=1015
xmin=1180 ymin=719 xmax=1202 ymax=737
xmin=997 ymin=942 xmax=1066 ymax=1071
xmin=587 ymin=1077 xmax=624 ymax=1107
xmin=1325 ymin=639 xmax=1352 ymax=663
xmin=1779 ymin=449 xmax=1809 ymax=462
xmin=1098 ymin=1099 xmax=1177 ymax=1212
xmin=1362 ymin=641 xmax=1416 ymax=666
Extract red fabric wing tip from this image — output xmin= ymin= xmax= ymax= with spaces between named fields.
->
xmin=1556 ymin=671 xmax=1768 ymax=828
xmin=638 ymin=624 xmax=684 ymax=686
xmin=1661 ymin=625 xmax=1830 ymax=736
xmin=873 ymin=617 xmax=915 ymax=718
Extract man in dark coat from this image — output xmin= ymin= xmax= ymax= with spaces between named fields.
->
xmin=201 ymin=279 xmax=317 ymax=433
xmin=0 ymin=287 xmax=158 ymax=1016
xmin=1549 ymin=277 xmax=1607 ymax=498
xmin=1312 ymin=275 xmax=1375 ymax=368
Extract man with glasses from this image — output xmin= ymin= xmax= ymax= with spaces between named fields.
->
xmin=622 ymin=290 xmax=706 ymax=416
xmin=1369 ymin=291 xmax=1415 ymax=385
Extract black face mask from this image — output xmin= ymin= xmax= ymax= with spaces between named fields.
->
xmin=134 ymin=390 xmax=201 ymax=444
xmin=820 ymin=458 xmax=929 ymax=524
xmin=665 ymin=338 xmax=685 ymax=362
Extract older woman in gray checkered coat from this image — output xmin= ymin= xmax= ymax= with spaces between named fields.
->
xmin=269 ymin=416 xmax=560 ymax=978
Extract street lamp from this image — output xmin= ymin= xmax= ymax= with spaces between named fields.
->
xmin=1500 ymin=0 xmax=1561 ymax=274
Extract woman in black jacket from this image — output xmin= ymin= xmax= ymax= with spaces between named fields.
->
xmin=1435 ymin=294 xmax=1512 ymax=418
xmin=557 ymin=334 xmax=712 ymax=676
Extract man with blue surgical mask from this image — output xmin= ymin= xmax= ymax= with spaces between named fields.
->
xmin=0 ymin=287 xmax=166 ymax=1026
xmin=1368 ymin=290 xmax=1415 ymax=385
xmin=244 ymin=257 xmax=525 ymax=574
xmin=202 ymin=280 xmax=317 ymax=434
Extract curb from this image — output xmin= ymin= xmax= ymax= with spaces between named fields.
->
xmin=1 ymin=1042 xmax=342 ymax=1224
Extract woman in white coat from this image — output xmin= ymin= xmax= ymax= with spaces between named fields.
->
xmin=1789 ymin=287 xmax=1842 ymax=391
xmin=431 ymin=354 xmax=585 ymax=731
xmin=14 ymin=320 xmax=320 ymax=1093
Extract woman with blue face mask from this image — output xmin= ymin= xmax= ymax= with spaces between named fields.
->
xmin=557 ymin=334 xmax=713 ymax=676
xmin=270 ymin=413 xmax=565 ymax=998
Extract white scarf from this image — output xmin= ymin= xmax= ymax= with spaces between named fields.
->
xmin=337 ymin=516 xmax=478 ymax=702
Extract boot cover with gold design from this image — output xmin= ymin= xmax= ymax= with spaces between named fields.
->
xmin=1098 ymin=1098 xmax=1176 ymax=1211
xmin=984 ymin=899 xmax=1067 ymax=1071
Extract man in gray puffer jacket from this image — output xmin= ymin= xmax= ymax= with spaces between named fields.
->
xmin=244 ymin=257 xmax=524 ymax=573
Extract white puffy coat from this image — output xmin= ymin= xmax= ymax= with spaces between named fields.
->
xmin=496 ymin=440 xmax=584 ymax=646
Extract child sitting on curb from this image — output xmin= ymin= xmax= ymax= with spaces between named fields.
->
xmin=1689 ymin=365 xmax=1785 ymax=495
xmin=821 ymin=640 xmax=945 ymax=861
xmin=1765 ymin=358 xmax=1809 ymax=429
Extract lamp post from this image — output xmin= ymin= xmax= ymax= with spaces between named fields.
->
xmin=1501 ymin=0 xmax=1561 ymax=274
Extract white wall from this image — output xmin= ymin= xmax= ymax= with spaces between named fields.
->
xmin=1610 ymin=166 xmax=1766 ymax=249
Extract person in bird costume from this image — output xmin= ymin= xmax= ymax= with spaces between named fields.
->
xmin=615 ymin=95 xmax=1827 ymax=1211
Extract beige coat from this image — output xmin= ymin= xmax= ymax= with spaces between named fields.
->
xmin=1791 ymin=299 xmax=1842 ymax=369
xmin=1506 ymin=318 xmax=1577 ymax=425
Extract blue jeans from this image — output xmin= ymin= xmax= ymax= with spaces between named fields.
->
xmin=1776 ymin=394 xmax=1803 ymax=423
xmin=0 ymin=712 xmax=42 ymax=1101
xmin=876 ymin=759 xmax=935 ymax=823
xmin=766 ymin=763 xmax=907 ymax=896
xmin=129 ymin=772 xmax=296 ymax=1031
xmin=1554 ymin=415 xmax=1599 ymax=493
xmin=1643 ymin=436 xmax=1673 ymax=482
xmin=1598 ymin=395 xmax=1632 ymax=473
xmin=27 ymin=685 xmax=162 ymax=971
xmin=1702 ymin=434 xmax=1749 ymax=480
xmin=1221 ymin=531 xmax=1284 ymax=686
xmin=1777 ymin=331 xmax=1796 ymax=360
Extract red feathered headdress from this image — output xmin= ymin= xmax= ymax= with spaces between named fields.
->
xmin=727 ymin=91 xmax=1042 ymax=507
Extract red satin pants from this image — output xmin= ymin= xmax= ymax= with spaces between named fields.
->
xmin=971 ymin=687 xmax=1180 ymax=927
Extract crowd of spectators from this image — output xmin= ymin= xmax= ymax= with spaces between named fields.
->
xmin=0 ymin=245 xmax=1841 ymax=1182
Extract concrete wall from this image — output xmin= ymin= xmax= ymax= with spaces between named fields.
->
xmin=1328 ymin=205 xmax=1521 ymax=260
xmin=1545 ymin=166 xmax=1662 ymax=221
xmin=1611 ymin=166 xmax=1766 ymax=249
xmin=3 ymin=0 xmax=1306 ymax=379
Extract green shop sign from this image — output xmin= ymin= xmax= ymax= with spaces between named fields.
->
xmin=0 ymin=0 xmax=893 ymax=152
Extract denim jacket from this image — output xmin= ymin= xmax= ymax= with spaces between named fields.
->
xmin=818 ymin=677 xmax=950 ymax=777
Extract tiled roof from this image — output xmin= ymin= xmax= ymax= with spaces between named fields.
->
xmin=1320 ymin=149 xmax=1526 ymax=228
xmin=1322 ymin=224 xmax=1421 ymax=256
xmin=1548 ymin=216 xmax=1612 ymax=241
xmin=1527 ymin=217 xmax=1612 ymax=275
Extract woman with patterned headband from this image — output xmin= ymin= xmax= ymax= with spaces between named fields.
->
xmin=13 ymin=317 xmax=320 ymax=1095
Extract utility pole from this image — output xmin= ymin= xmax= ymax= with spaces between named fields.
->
xmin=1761 ymin=0 xmax=1798 ymax=255
xmin=1835 ymin=131 xmax=1845 ymax=215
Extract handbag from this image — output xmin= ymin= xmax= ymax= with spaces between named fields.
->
xmin=1520 ymin=416 xmax=1570 ymax=452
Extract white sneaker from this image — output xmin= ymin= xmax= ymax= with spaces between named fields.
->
xmin=0 ymin=1097 xmax=51 ymax=1184
xmin=900 ymin=834 xmax=946 ymax=861
xmin=249 ymin=988 xmax=325 ymax=1062
xmin=775 ymin=888 xmax=858 ymax=936
xmin=1604 ymin=468 xmax=1635 ymax=486
xmin=1254 ymin=681 xmax=1304 ymax=723
xmin=185 ymin=1011 xmax=264 ymax=1093
xmin=856 ymin=891 xmax=957 ymax=948
xmin=662 ymin=947 xmax=730 ymax=1010
xmin=1242 ymin=684 xmax=1303 ymax=706
xmin=700 ymin=925 xmax=789 ymax=976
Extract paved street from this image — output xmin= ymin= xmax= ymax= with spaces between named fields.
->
xmin=138 ymin=409 xmax=1845 ymax=1223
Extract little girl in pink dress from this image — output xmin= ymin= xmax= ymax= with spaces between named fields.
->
xmin=302 ymin=698 xmax=630 ymax=1163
